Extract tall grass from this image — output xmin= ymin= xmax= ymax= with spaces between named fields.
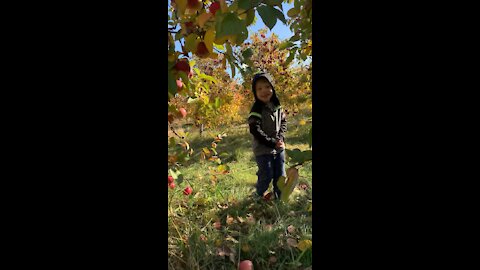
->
xmin=168 ymin=118 xmax=312 ymax=270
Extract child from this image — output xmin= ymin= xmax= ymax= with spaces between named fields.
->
xmin=248 ymin=72 xmax=287 ymax=200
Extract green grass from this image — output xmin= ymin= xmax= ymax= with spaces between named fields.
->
xmin=168 ymin=120 xmax=312 ymax=270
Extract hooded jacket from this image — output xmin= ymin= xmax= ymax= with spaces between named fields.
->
xmin=248 ymin=72 xmax=287 ymax=156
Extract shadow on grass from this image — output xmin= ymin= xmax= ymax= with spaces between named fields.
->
xmin=168 ymin=189 xmax=313 ymax=270
xmin=284 ymin=126 xmax=311 ymax=146
xmin=207 ymin=194 xmax=312 ymax=270
xmin=182 ymin=130 xmax=254 ymax=166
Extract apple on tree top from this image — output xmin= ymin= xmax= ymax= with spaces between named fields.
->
xmin=209 ymin=1 xmax=220 ymax=15
xmin=174 ymin=59 xmax=191 ymax=74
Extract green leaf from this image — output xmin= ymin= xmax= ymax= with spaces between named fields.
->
xmin=257 ymin=5 xmax=278 ymax=30
xmin=278 ymin=41 xmax=294 ymax=50
xmin=169 ymin=137 xmax=176 ymax=148
xmin=294 ymin=0 xmax=301 ymax=10
xmin=287 ymin=7 xmax=300 ymax=17
xmin=168 ymin=69 xmax=177 ymax=95
xmin=169 ymin=169 xmax=184 ymax=185
xmin=185 ymin=33 xmax=200 ymax=52
xmin=265 ymin=0 xmax=283 ymax=6
xmin=289 ymin=34 xmax=301 ymax=42
xmin=271 ymin=7 xmax=287 ymax=25
xmin=226 ymin=43 xmax=236 ymax=78
xmin=238 ymin=0 xmax=252 ymax=10
xmin=242 ymin=48 xmax=253 ymax=59
xmin=246 ymin=9 xmax=256 ymax=26
xmin=198 ymin=73 xmax=218 ymax=84
xmin=230 ymin=60 xmax=236 ymax=78
xmin=169 ymin=169 xmax=177 ymax=179
xmin=286 ymin=149 xmax=312 ymax=164
xmin=178 ymin=72 xmax=190 ymax=90
xmin=215 ymin=12 xmax=247 ymax=40
xmin=214 ymin=97 xmax=220 ymax=109
xmin=284 ymin=48 xmax=297 ymax=66
xmin=245 ymin=9 xmax=256 ymax=27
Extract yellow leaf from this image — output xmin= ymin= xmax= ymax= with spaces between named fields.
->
xmin=175 ymin=0 xmax=187 ymax=17
xmin=237 ymin=9 xmax=247 ymax=20
xmin=287 ymin=7 xmax=300 ymax=18
xmin=279 ymin=167 xmax=300 ymax=202
xmin=219 ymin=0 xmax=228 ymax=13
xmin=214 ymin=35 xmax=236 ymax=45
xmin=299 ymin=119 xmax=306 ymax=125
xmin=195 ymin=198 xmax=207 ymax=206
xmin=168 ymin=52 xmax=177 ymax=63
xmin=197 ymin=12 xmax=213 ymax=28
xmin=241 ymin=244 xmax=251 ymax=253
xmin=297 ymin=239 xmax=312 ymax=252
xmin=204 ymin=28 xmax=215 ymax=53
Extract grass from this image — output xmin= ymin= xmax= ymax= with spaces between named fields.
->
xmin=168 ymin=118 xmax=312 ymax=270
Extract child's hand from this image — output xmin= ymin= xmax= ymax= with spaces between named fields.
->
xmin=276 ymin=140 xmax=285 ymax=149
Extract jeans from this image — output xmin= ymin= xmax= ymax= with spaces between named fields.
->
xmin=255 ymin=150 xmax=286 ymax=199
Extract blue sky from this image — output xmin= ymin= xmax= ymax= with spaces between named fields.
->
xmin=247 ymin=2 xmax=294 ymax=41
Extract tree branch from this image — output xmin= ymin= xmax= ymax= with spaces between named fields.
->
xmin=169 ymin=123 xmax=185 ymax=140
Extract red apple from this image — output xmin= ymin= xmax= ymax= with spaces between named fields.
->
xmin=174 ymin=59 xmax=191 ymax=74
xmin=179 ymin=108 xmax=187 ymax=118
xmin=168 ymin=175 xmax=174 ymax=184
xmin=184 ymin=21 xmax=195 ymax=34
xmin=176 ymin=79 xmax=183 ymax=89
xmin=169 ymin=182 xmax=175 ymax=189
xmin=239 ymin=260 xmax=254 ymax=270
xmin=183 ymin=186 xmax=193 ymax=195
xmin=195 ymin=41 xmax=210 ymax=58
xmin=209 ymin=2 xmax=220 ymax=15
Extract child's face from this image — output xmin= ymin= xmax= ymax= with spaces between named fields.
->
xmin=255 ymin=79 xmax=273 ymax=103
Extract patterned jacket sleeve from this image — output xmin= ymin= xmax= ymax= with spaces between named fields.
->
xmin=277 ymin=109 xmax=287 ymax=142
xmin=248 ymin=116 xmax=278 ymax=148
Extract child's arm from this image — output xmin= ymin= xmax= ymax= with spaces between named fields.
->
xmin=277 ymin=109 xmax=287 ymax=142
xmin=248 ymin=116 xmax=278 ymax=149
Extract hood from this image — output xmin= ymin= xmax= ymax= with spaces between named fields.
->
xmin=251 ymin=72 xmax=280 ymax=107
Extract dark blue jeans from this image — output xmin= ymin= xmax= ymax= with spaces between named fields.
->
xmin=255 ymin=150 xmax=286 ymax=199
